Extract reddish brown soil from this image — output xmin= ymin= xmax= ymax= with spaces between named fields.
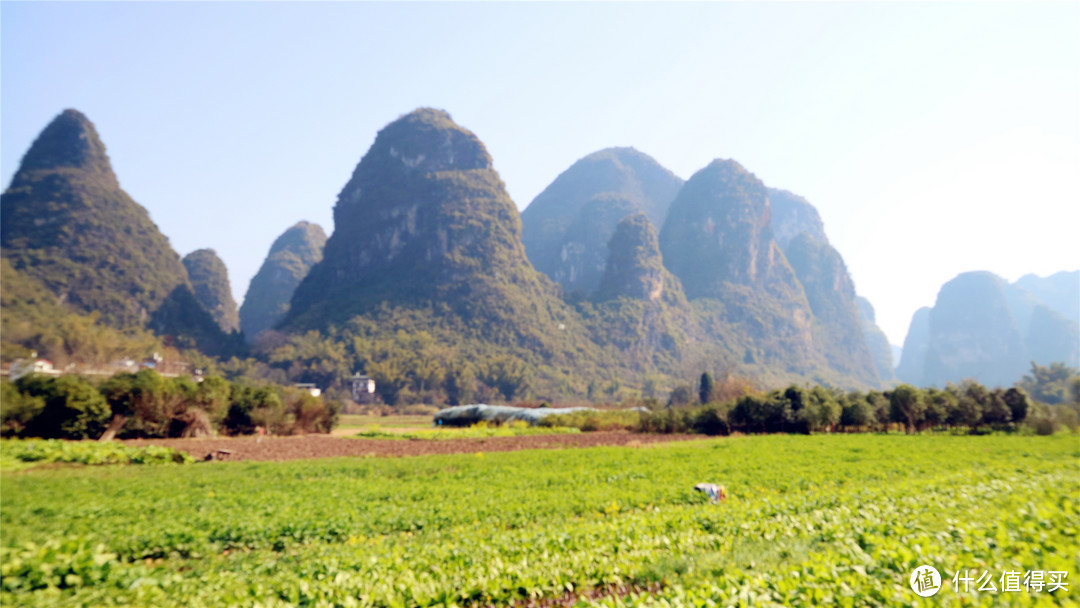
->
xmin=122 ymin=432 xmax=705 ymax=462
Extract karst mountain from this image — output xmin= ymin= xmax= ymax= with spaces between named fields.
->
xmin=1 ymin=109 xmax=237 ymax=356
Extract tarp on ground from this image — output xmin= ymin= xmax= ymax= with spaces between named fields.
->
xmin=434 ymin=404 xmax=609 ymax=426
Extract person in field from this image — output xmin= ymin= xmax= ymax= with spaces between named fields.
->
xmin=694 ymin=483 xmax=727 ymax=503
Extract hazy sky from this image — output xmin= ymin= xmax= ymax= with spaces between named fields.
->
xmin=3 ymin=2 xmax=1077 ymax=348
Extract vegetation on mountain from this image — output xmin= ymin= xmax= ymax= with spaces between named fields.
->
xmin=653 ymin=160 xmax=864 ymax=387
xmin=658 ymin=160 xmax=805 ymax=302
xmin=238 ymin=221 xmax=326 ymax=341
xmin=0 ymin=258 xmax=163 ymax=367
xmin=521 ymin=147 xmax=683 ymax=294
xmin=182 ymin=248 xmax=239 ymax=333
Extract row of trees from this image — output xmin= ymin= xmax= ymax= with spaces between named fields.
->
xmin=646 ymin=369 xmax=1077 ymax=435
xmin=1 ymin=369 xmax=339 ymax=440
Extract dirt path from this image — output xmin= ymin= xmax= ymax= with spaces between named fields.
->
xmin=122 ymin=432 xmax=706 ymax=462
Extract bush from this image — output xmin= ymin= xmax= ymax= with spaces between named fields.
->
xmin=17 ymin=375 xmax=110 ymax=439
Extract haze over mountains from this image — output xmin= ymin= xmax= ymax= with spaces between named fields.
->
xmin=897 ymin=270 xmax=1079 ymax=388
xmin=2 ymin=107 xmax=1072 ymax=398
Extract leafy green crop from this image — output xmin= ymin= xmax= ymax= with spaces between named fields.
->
xmin=1 ymin=435 xmax=1077 ymax=606
xmin=0 ymin=439 xmax=192 ymax=470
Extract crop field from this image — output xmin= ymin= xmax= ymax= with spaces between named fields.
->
xmin=1 ymin=434 xmax=1077 ymax=607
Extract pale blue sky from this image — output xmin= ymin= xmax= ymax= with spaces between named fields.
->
xmin=3 ymin=2 xmax=1078 ymax=347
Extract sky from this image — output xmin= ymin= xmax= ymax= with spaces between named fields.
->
xmin=2 ymin=1 xmax=1078 ymax=350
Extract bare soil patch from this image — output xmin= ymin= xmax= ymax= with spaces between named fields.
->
xmin=121 ymin=432 xmax=706 ymax=462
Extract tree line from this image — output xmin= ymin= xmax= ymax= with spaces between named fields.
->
xmin=661 ymin=364 xmax=1077 ymax=435
xmin=1 ymin=369 xmax=339 ymax=440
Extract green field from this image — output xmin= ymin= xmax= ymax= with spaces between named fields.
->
xmin=1 ymin=435 xmax=1077 ymax=607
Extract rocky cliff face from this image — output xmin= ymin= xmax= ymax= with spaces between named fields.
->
xmin=285 ymin=109 xmax=586 ymax=359
xmin=857 ymin=297 xmax=896 ymax=382
xmin=785 ymin=234 xmax=878 ymax=384
xmin=0 ymin=109 xmax=234 ymax=356
xmin=658 ymin=159 xmax=822 ymax=375
xmin=597 ymin=213 xmax=685 ymax=305
xmin=659 ymin=160 xmax=802 ymax=300
xmin=521 ymin=148 xmax=683 ymax=295
xmin=183 ymin=249 xmax=239 ymax=333
xmin=556 ymin=195 xmax=640 ymax=296
xmin=239 ymin=221 xmax=326 ymax=341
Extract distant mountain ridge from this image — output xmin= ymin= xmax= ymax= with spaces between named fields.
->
xmin=896 ymin=270 xmax=1079 ymax=387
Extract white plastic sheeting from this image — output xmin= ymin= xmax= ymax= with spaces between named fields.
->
xmin=433 ymin=404 xmax=604 ymax=427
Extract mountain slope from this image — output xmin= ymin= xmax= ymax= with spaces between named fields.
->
xmin=183 ymin=249 xmax=240 ymax=333
xmin=658 ymin=159 xmax=832 ymax=381
xmin=922 ymin=272 xmax=1028 ymax=387
xmin=856 ymin=296 xmax=896 ymax=383
xmin=521 ymin=148 xmax=683 ymax=295
xmin=284 ymin=109 xmax=606 ymax=386
xmin=1 ymin=110 xmax=190 ymax=327
xmin=239 ymin=221 xmax=327 ymax=341
xmin=784 ymin=234 xmax=877 ymax=384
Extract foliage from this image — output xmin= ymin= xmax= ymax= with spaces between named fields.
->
xmin=535 ymin=409 xmax=642 ymax=432
xmin=1018 ymin=362 xmax=1079 ymax=405
xmin=0 ymin=259 xmax=163 ymax=367
xmin=11 ymin=375 xmax=109 ymax=440
xmin=0 ymin=435 xmax=1075 ymax=606
xmin=4 ymin=370 xmax=336 ymax=440
xmin=0 ymin=439 xmax=192 ymax=469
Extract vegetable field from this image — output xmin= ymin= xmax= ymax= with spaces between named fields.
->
xmin=1 ymin=435 xmax=1077 ymax=607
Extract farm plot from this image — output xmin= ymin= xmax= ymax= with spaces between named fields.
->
xmin=1 ymin=435 xmax=1077 ymax=607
